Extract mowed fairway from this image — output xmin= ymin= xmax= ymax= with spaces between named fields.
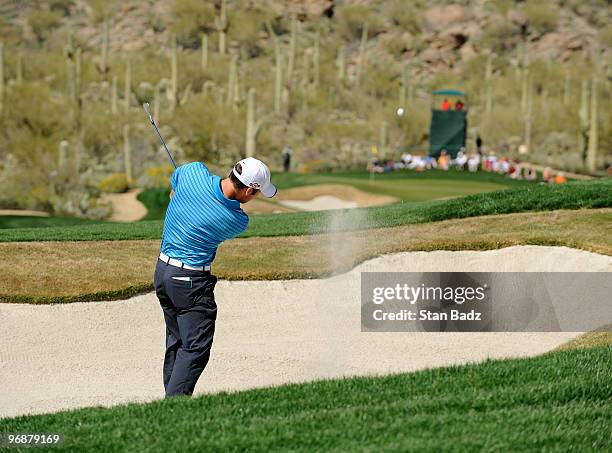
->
xmin=0 ymin=209 xmax=610 ymax=303
xmin=0 ymin=346 xmax=609 ymax=451
xmin=0 ymin=177 xmax=610 ymax=450
xmin=278 ymin=175 xmax=510 ymax=202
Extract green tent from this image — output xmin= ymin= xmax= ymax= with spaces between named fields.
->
xmin=429 ymin=89 xmax=467 ymax=158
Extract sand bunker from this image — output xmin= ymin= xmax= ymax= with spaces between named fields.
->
xmin=0 ymin=209 xmax=50 ymax=217
xmin=277 ymin=183 xmax=397 ymax=211
xmin=100 ymin=188 xmax=147 ymax=222
xmin=241 ymin=199 xmax=296 ymax=214
xmin=279 ymin=195 xmax=358 ymax=211
xmin=1 ymin=246 xmax=610 ymax=419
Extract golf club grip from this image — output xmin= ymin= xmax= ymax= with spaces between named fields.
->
xmin=143 ymin=102 xmax=152 ymax=118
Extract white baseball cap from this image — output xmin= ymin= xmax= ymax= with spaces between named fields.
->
xmin=232 ymin=157 xmax=277 ymax=198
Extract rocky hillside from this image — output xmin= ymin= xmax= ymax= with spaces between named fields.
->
xmin=0 ymin=0 xmax=610 ymax=215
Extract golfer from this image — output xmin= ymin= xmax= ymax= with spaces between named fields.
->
xmin=154 ymin=157 xmax=276 ymax=397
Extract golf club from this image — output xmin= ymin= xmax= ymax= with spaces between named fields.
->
xmin=143 ymin=102 xmax=177 ymax=169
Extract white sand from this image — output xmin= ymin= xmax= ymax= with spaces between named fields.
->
xmin=278 ymin=195 xmax=358 ymax=211
xmin=99 ymin=189 xmax=147 ymax=222
xmin=0 ymin=209 xmax=50 ymax=217
xmin=1 ymin=245 xmax=610 ymax=419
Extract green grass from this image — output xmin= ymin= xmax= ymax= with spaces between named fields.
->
xmin=273 ymin=168 xmax=533 ymax=197
xmin=136 ymin=187 xmax=173 ymax=221
xmin=272 ymin=168 xmax=536 ymax=189
xmin=138 ymin=168 xmax=531 ymax=220
xmin=0 ymin=169 xmax=538 ymax=229
xmin=0 ymin=215 xmax=109 ymax=229
xmin=1 ymin=346 xmax=609 ymax=451
xmin=0 ymin=179 xmax=609 ymax=242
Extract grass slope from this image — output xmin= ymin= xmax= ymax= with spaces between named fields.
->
xmin=0 ymin=215 xmax=109 ymax=229
xmin=1 ymin=179 xmax=609 ymax=242
xmin=1 ymin=209 xmax=609 ymax=303
xmin=271 ymin=168 xmax=537 ymax=190
xmin=137 ymin=168 xmax=531 ymax=220
xmin=1 ymin=346 xmax=609 ymax=451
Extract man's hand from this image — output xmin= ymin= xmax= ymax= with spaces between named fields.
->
xmin=169 ymin=189 xmax=174 ymax=199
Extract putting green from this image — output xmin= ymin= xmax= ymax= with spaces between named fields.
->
xmin=319 ymin=176 xmax=508 ymax=201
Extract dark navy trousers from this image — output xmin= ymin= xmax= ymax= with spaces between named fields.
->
xmin=153 ymin=258 xmax=218 ymax=397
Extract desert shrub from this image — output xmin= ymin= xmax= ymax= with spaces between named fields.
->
xmin=27 ymin=9 xmax=62 ymax=44
xmin=0 ymin=15 xmax=21 ymax=45
xmin=169 ymin=0 xmax=216 ymax=48
xmin=385 ymin=0 xmax=421 ymax=34
xmin=566 ymin=0 xmax=610 ymax=27
xmin=139 ymin=165 xmax=175 ymax=189
xmin=168 ymin=92 xmax=243 ymax=162
xmin=383 ymin=34 xmax=409 ymax=59
xmin=532 ymin=132 xmax=583 ymax=171
xmin=88 ymin=0 xmax=118 ymax=23
xmin=480 ymin=19 xmax=522 ymax=53
xmin=335 ymin=4 xmax=384 ymax=42
xmin=82 ymin=103 xmax=121 ymax=162
xmin=598 ymin=25 xmax=612 ymax=48
xmin=484 ymin=0 xmax=515 ymax=15
xmin=99 ymin=173 xmax=131 ymax=193
xmin=19 ymin=49 xmax=70 ymax=89
xmin=522 ymin=1 xmax=559 ymax=34
xmin=47 ymin=0 xmax=74 ymax=16
xmin=228 ymin=6 xmax=271 ymax=58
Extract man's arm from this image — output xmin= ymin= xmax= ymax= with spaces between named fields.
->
xmin=169 ymin=189 xmax=174 ymax=199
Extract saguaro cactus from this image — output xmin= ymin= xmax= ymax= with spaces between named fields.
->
xmin=399 ymin=65 xmax=409 ymax=106
xmin=520 ymin=41 xmax=530 ymax=114
xmin=73 ymin=47 xmax=83 ymax=173
xmin=201 ymin=34 xmax=208 ymax=70
xmin=227 ymin=53 xmax=238 ymax=106
xmin=301 ymin=47 xmax=310 ymax=87
xmin=524 ymin=77 xmax=533 ymax=152
xmin=313 ymin=30 xmax=320 ymax=88
xmin=245 ymin=87 xmax=261 ymax=157
xmin=586 ymin=76 xmax=599 ymax=173
xmin=215 ymin=0 xmax=227 ymax=55
xmin=336 ymin=44 xmax=345 ymax=82
xmin=286 ymin=16 xmax=297 ymax=88
xmin=563 ymin=74 xmax=571 ymax=105
xmin=266 ymin=22 xmax=282 ymax=114
xmin=540 ymin=88 xmax=548 ymax=116
xmin=170 ymin=36 xmax=178 ymax=111
xmin=0 ymin=42 xmax=4 ymax=116
xmin=485 ymin=53 xmax=493 ymax=117
xmin=111 ymin=75 xmax=118 ymax=114
xmin=153 ymin=79 xmax=163 ymax=120
xmin=356 ymin=24 xmax=368 ymax=86
xmin=124 ymin=58 xmax=131 ymax=115
xmin=123 ymin=124 xmax=132 ymax=183
xmin=101 ymin=17 xmax=109 ymax=76
xmin=16 ymin=48 xmax=23 ymax=84
xmin=578 ymin=79 xmax=589 ymax=162
xmin=58 ymin=140 xmax=69 ymax=179
xmin=75 ymin=48 xmax=81 ymax=104
xmin=380 ymin=121 xmax=388 ymax=158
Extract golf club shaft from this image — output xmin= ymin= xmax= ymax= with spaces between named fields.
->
xmin=143 ymin=103 xmax=177 ymax=169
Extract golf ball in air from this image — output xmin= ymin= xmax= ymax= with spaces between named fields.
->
xmin=396 ymin=107 xmax=405 ymax=116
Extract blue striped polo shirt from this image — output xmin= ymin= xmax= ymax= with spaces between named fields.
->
xmin=160 ymin=162 xmax=249 ymax=266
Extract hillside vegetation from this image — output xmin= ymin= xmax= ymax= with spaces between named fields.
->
xmin=0 ymin=179 xmax=609 ymax=241
xmin=0 ymin=0 xmax=610 ymax=217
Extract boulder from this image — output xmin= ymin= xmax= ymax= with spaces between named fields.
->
xmin=423 ymin=5 xmax=469 ymax=31
xmin=507 ymin=9 xmax=527 ymax=26
xmin=459 ymin=43 xmax=477 ymax=61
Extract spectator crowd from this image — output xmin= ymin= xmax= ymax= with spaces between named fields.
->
xmin=368 ymin=148 xmax=568 ymax=184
